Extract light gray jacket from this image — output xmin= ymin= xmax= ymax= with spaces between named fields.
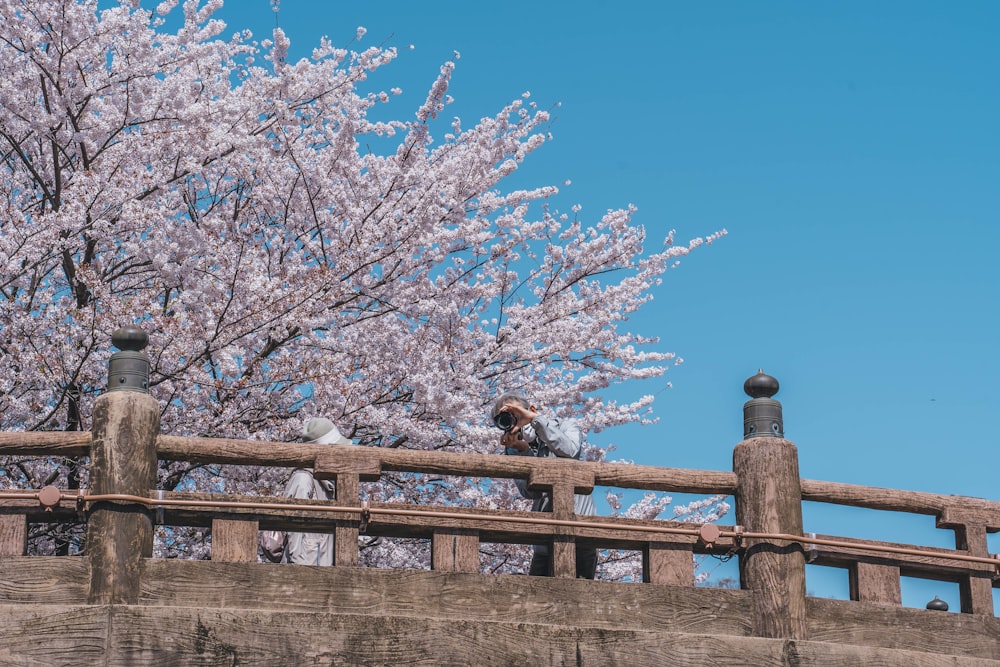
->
xmin=505 ymin=414 xmax=596 ymax=517
xmin=283 ymin=469 xmax=335 ymax=566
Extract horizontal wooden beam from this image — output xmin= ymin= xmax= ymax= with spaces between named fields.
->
xmin=801 ymin=479 xmax=1000 ymax=517
xmin=807 ymin=533 xmax=996 ymax=576
xmin=157 ymin=435 xmax=737 ymax=494
xmin=137 ymin=492 xmax=730 ymax=551
xmin=0 ymin=432 xmax=90 ymax=457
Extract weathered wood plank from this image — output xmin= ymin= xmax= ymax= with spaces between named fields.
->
xmin=807 ymin=596 xmax=1000 ymax=660
xmin=808 ymin=532 xmax=995 ymax=577
xmin=550 ymin=536 xmax=576 ymax=578
xmin=0 ymin=431 xmax=91 ymax=456
xmin=99 ymin=607 xmax=779 ymax=667
xmin=431 ymin=529 xmax=479 ymax=573
xmin=139 ymin=560 xmax=754 ymax=636
xmin=644 ymin=542 xmax=695 ymax=586
xmin=787 ymin=640 xmax=1000 ymax=666
xmin=1 ymin=601 xmax=996 ymax=667
xmin=940 ymin=506 xmax=1000 ymax=532
xmin=939 ymin=513 xmax=998 ymax=615
xmin=106 ymin=605 xmax=1000 ymax=667
xmin=0 ymin=513 xmax=27 ymax=556
xmin=0 ymin=557 xmax=90 ymax=604
xmin=0 ymin=604 xmax=109 ymax=665
xmin=801 ymin=478 xmax=1000 ymax=517
xmin=211 ymin=518 xmax=258 ymax=563
xmin=86 ymin=391 xmax=159 ymax=605
xmin=850 ymin=562 xmax=901 ymax=605
xmin=734 ymin=437 xmax=807 ymax=639
xmin=157 ymin=435 xmax=738 ymax=494
xmin=0 ymin=569 xmax=998 ymax=665
xmin=315 ymin=448 xmax=382 ymax=483
xmin=526 ymin=465 xmax=596 ymax=496
xmin=334 ymin=525 xmax=359 ymax=567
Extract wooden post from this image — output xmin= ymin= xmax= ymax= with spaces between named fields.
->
xmin=734 ymin=436 xmax=807 ymax=639
xmin=938 ymin=508 xmax=998 ymax=615
xmin=211 ymin=518 xmax=259 ymax=563
xmin=850 ymin=561 xmax=902 ymax=605
xmin=0 ymin=514 xmax=27 ymax=556
xmin=643 ymin=542 xmax=694 ymax=586
xmin=734 ymin=371 xmax=807 ymax=639
xmin=315 ymin=447 xmax=382 ymax=568
xmin=86 ymin=390 xmax=159 ymax=604
xmin=527 ymin=465 xmax=595 ymax=579
xmin=431 ymin=529 xmax=479 ymax=572
xmin=86 ymin=326 xmax=159 ymax=605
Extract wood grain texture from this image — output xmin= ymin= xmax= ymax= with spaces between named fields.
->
xmin=734 ymin=437 xmax=807 ymax=640
xmin=99 ymin=607 xmax=1000 ymax=667
xmin=86 ymin=391 xmax=159 ymax=605
xmin=0 ymin=602 xmax=997 ymax=666
xmin=939 ymin=506 xmax=1000 ymax=532
xmin=949 ymin=519 xmax=996 ymax=615
xmin=551 ymin=535 xmax=576 ymax=578
xmin=0 ymin=513 xmax=26 ymax=556
xmin=801 ymin=478 xmax=1000 ymax=517
xmin=643 ymin=542 xmax=695 ymax=586
xmin=807 ymin=596 xmax=1000 ymax=660
xmin=139 ymin=560 xmax=754 ymax=636
xmin=0 ymin=562 xmax=994 ymax=664
xmin=431 ymin=529 xmax=479 ymax=573
xmin=334 ymin=525 xmax=359 ymax=567
xmin=850 ymin=562 xmax=901 ymax=605
xmin=0 ymin=604 xmax=109 ymax=666
xmin=156 ymin=435 xmax=738 ymax=494
xmin=807 ymin=532 xmax=995 ymax=577
xmin=211 ymin=518 xmax=258 ymax=563
xmin=0 ymin=431 xmax=90 ymax=456
xmin=0 ymin=557 xmax=90 ymax=604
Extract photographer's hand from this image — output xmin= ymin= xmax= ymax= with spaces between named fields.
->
xmin=501 ymin=429 xmax=529 ymax=452
xmin=500 ymin=401 xmax=538 ymax=430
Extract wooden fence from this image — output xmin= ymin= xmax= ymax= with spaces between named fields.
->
xmin=1 ymin=385 xmax=998 ymax=644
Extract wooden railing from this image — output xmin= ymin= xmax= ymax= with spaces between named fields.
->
xmin=1 ymin=387 xmax=998 ymax=644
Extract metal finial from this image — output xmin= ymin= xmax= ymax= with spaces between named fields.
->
xmin=743 ymin=369 xmax=783 ymax=439
xmin=744 ymin=369 xmax=779 ymax=399
xmin=111 ymin=326 xmax=149 ymax=352
xmin=926 ymin=596 xmax=949 ymax=611
xmin=107 ymin=326 xmax=150 ymax=394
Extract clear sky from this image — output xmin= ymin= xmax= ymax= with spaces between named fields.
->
xmin=207 ymin=0 xmax=998 ymax=607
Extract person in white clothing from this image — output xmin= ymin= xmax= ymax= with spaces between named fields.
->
xmin=283 ymin=417 xmax=353 ymax=566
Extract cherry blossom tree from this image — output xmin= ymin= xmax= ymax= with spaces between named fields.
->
xmin=0 ymin=0 xmax=727 ymax=571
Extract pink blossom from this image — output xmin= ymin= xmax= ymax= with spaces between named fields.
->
xmin=0 ymin=0 xmax=724 ymax=569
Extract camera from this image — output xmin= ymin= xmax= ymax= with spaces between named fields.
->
xmin=493 ymin=410 xmax=517 ymax=431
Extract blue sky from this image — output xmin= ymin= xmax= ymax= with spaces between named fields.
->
xmin=208 ymin=1 xmax=998 ymax=606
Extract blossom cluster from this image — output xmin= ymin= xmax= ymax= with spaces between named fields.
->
xmin=0 ymin=0 xmax=725 ymax=569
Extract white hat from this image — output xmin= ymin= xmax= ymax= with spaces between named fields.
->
xmin=302 ymin=417 xmax=352 ymax=445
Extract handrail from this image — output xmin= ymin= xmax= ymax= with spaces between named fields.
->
xmin=3 ymin=487 xmax=998 ymax=573
xmin=4 ymin=432 xmax=1000 ymax=517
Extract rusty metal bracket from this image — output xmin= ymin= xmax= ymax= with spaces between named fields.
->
xmin=698 ymin=523 xmax=721 ymax=548
xmin=360 ymin=501 xmax=371 ymax=533
xmin=731 ymin=525 xmax=744 ymax=548
xmin=37 ymin=485 xmax=61 ymax=512
xmin=806 ymin=532 xmax=819 ymax=563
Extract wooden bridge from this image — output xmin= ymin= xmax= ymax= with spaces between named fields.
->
xmin=1 ymin=366 xmax=998 ymax=664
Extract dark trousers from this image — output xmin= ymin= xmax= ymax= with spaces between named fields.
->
xmin=528 ymin=544 xmax=598 ymax=579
